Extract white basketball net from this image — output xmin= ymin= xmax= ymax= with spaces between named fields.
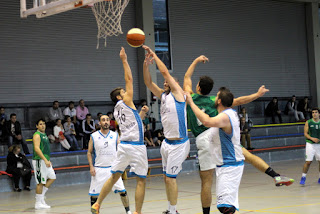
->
xmin=92 ymin=0 xmax=130 ymax=48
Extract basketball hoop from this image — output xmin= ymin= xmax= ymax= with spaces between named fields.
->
xmin=91 ymin=0 xmax=130 ymax=48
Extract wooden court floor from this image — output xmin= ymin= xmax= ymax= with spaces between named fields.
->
xmin=0 ymin=159 xmax=320 ymax=214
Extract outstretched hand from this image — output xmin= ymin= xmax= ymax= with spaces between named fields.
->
xmin=257 ymin=85 xmax=269 ymax=97
xmin=120 ymin=47 xmax=127 ymax=61
xmin=141 ymin=105 xmax=149 ymax=113
xmin=196 ymin=55 xmax=209 ymax=64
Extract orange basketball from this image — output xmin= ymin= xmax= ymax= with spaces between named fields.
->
xmin=127 ymin=28 xmax=145 ymax=47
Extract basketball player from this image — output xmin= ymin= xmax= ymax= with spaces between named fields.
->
xmin=300 ymin=107 xmax=320 ymax=185
xmin=91 ymin=47 xmax=149 ymax=214
xmin=143 ymin=45 xmax=189 ymax=214
xmin=32 ymin=118 xmax=56 ymax=209
xmin=186 ymin=87 xmax=244 ymax=214
xmin=87 ymin=114 xmax=132 ymax=214
xmin=184 ymin=56 xmax=294 ymax=214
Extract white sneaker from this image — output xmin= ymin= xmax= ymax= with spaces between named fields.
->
xmin=41 ymin=199 xmax=51 ymax=209
xmin=127 ymin=211 xmax=132 ymax=214
xmin=35 ymin=202 xmax=49 ymax=209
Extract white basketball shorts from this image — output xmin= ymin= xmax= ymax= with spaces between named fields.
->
xmin=89 ymin=166 xmax=126 ymax=196
xmin=161 ymin=138 xmax=190 ymax=178
xmin=32 ymin=159 xmax=56 ymax=185
xmin=216 ymin=164 xmax=244 ymax=211
xmin=111 ymin=143 xmax=148 ymax=178
xmin=305 ymin=142 xmax=320 ymax=161
xmin=196 ymin=128 xmax=216 ymax=171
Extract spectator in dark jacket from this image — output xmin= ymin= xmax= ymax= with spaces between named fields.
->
xmin=285 ymin=95 xmax=305 ymax=121
xmin=6 ymin=145 xmax=32 ymax=192
xmin=3 ymin=114 xmax=30 ymax=154
xmin=298 ymin=97 xmax=312 ymax=120
xmin=265 ymin=97 xmax=283 ymax=124
xmin=82 ymin=114 xmax=95 ymax=149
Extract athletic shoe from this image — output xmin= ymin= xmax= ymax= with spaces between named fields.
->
xmin=300 ymin=176 xmax=306 ymax=185
xmin=41 ymin=198 xmax=51 ymax=209
xmin=318 ymin=178 xmax=320 ymax=184
xmin=162 ymin=210 xmax=180 ymax=214
xmin=127 ymin=211 xmax=132 ymax=214
xmin=274 ymin=176 xmax=295 ymax=186
xmin=91 ymin=203 xmax=100 ymax=214
xmin=35 ymin=202 xmax=50 ymax=210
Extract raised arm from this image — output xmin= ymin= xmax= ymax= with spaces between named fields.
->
xmin=186 ymin=93 xmax=229 ymax=128
xmin=184 ymin=55 xmax=209 ymax=94
xmin=120 ymin=47 xmax=134 ymax=104
xmin=143 ymin=45 xmax=184 ymax=101
xmin=143 ymin=55 xmax=164 ymax=98
xmin=139 ymin=105 xmax=149 ymax=120
xmin=232 ymin=85 xmax=269 ymax=107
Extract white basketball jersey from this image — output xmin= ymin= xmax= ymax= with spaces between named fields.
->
xmin=160 ymin=92 xmax=188 ymax=139
xmin=91 ymin=130 xmax=118 ymax=167
xmin=114 ymin=100 xmax=144 ymax=142
xmin=211 ymin=109 xmax=244 ymax=166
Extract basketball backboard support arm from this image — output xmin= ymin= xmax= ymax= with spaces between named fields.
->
xmin=20 ymin=0 xmax=103 ymax=18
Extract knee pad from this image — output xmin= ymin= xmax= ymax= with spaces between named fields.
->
xmin=218 ymin=206 xmax=236 ymax=214
xmin=120 ymin=191 xmax=127 ymax=197
xmin=90 ymin=196 xmax=97 ymax=206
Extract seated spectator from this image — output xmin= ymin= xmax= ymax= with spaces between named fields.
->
xmin=76 ymin=99 xmax=89 ymax=122
xmin=240 ymin=117 xmax=253 ymax=150
xmin=47 ymin=101 xmax=64 ymax=131
xmin=298 ymin=96 xmax=312 ymax=120
xmin=63 ymin=116 xmax=81 ymax=150
xmin=54 ymin=119 xmax=71 ymax=150
xmin=95 ymin=113 xmax=103 ymax=130
xmin=6 ymin=145 xmax=32 ymax=192
xmin=3 ymin=114 xmax=30 ymax=154
xmin=0 ymin=106 xmax=7 ymax=137
xmin=63 ymin=101 xmax=77 ymax=124
xmin=138 ymin=99 xmax=148 ymax=112
xmin=107 ymin=112 xmax=117 ymax=132
xmin=153 ymin=128 xmax=164 ymax=146
xmin=285 ymin=95 xmax=305 ymax=122
xmin=82 ymin=114 xmax=95 ymax=150
xmin=265 ymin=97 xmax=283 ymax=124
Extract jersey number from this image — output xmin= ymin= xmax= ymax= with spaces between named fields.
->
xmin=117 ymin=107 xmax=126 ymax=125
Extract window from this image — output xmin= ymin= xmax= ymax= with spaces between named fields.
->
xmin=153 ymin=0 xmax=172 ymax=70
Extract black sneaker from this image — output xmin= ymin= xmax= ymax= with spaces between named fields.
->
xmin=24 ymin=186 xmax=31 ymax=191
xmin=14 ymin=188 xmax=22 ymax=192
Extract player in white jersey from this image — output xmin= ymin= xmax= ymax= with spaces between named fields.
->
xmin=91 ymin=47 xmax=149 ymax=214
xmin=186 ymin=87 xmax=245 ymax=214
xmin=143 ymin=45 xmax=189 ymax=214
xmin=87 ymin=115 xmax=132 ymax=214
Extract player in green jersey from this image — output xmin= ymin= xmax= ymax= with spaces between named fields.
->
xmin=32 ymin=118 xmax=56 ymax=209
xmin=300 ymin=108 xmax=320 ymax=185
xmin=184 ymin=55 xmax=294 ymax=214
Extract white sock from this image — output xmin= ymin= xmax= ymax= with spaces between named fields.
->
xmin=35 ymin=194 xmax=43 ymax=203
xmin=302 ymin=173 xmax=307 ymax=177
xmin=42 ymin=187 xmax=48 ymax=196
xmin=169 ymin=204 xmax=176 ymax=214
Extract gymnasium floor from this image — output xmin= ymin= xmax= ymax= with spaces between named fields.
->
xmin=1 ymin=159 xmax=320 ymax=214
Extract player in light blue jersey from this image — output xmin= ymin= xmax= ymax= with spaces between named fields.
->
xmin=143 ymin=45 xmax=189 ymax=214
xmin=186 ymin=87 xmax=244 ymax=214
xmin=91 ymin=48 xmax=149 ymax=214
